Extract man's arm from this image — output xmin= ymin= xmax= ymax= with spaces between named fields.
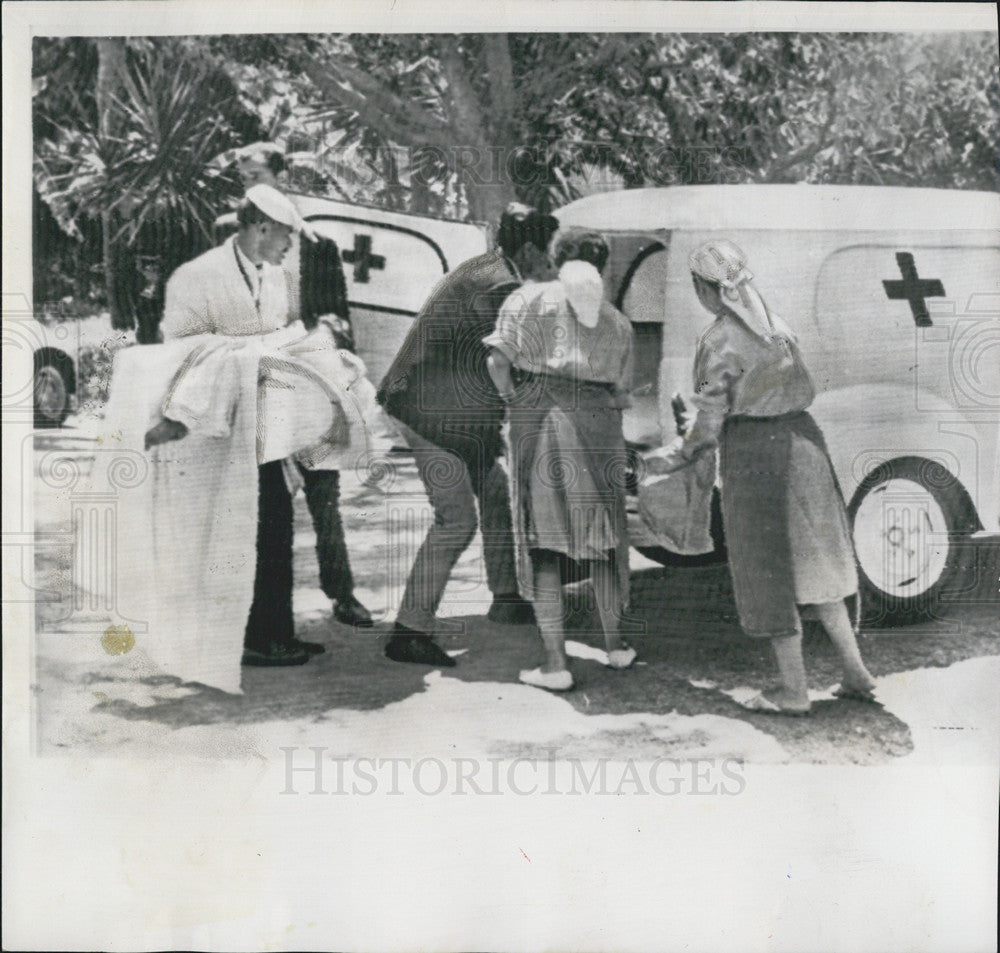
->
xmin=145 ymin=261 xmax=212 ymax=448
xmin=160 ymin=265 xmax=213 ymax=339
xmin=482 ymin=284 xmax=534 ymax=404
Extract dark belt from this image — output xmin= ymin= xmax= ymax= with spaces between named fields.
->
xmin=512 ymin=369 xmax=617 ymax=394
xmin=729 ymin=409 xmax=810 ymax=423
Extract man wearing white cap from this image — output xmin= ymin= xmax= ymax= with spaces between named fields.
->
xmin=158 ymin=184 xmax=302 ymax=340
xmin=220 ymin=150 xmax=372 ymax=630
xmin=150 ymin=184 xmax=325 ymax=666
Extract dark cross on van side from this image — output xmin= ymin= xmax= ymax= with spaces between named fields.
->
xmin=342 ymin=234 xmax=386 ymax=283
xmin=882 ymin=252 xmax=945 ymax=327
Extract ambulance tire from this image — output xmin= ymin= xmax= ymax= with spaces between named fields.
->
xmin=634 ymin=487 xmax=728 ymax=568
xmin=33 ymin=350 xmax=74 ymax=429
xmin=847 ymin=456 xmax=979 ymax=626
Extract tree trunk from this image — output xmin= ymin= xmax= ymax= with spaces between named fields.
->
xmin=409 ymin=176 xmax=432 ymax=215
xmin=464 ymin=180 xmax=516 ymax=226
xmin=438 ymin=36 xmax=517 ymax=225
xmin=95 ymin=38 xmax=134 ymax=331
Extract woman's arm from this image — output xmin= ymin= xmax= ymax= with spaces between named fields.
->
xmin=486 ymin=349 xmax=515 ymax=401
xmin=650 ymin=325 xmax=735 ymax=472
xmin=682 ymin=325 xmax=736 ymax=453
xmin=483 ymin=285 xmax=533 ymax=401
xmin=611 ymin=320 xmax=636 ymax=409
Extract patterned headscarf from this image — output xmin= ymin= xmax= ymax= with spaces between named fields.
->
xmin=688 ymin=239 xmax=795 ymax=341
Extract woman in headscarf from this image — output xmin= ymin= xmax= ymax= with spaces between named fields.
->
xmin=484 ymin=230 xmax=635 ymax=691
xmin=656 ymin=239 xmax=877 ymax=714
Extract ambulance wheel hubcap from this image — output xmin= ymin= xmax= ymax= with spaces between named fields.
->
xmin=853 ymin=478 xmax=950 ymax=599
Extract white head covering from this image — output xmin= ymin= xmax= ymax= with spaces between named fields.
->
xmin=688 ymin=239 xmax=795 ymax=341
xmin=244 ymin=184 xmax=316 ymax=240
xmin=559 ymin=259 xmax=604 ymax=328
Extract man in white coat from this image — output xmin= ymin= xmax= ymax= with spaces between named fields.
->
xmin=149 ymin=184 xmax=330 ymax=666
xmin=223 ymin=146 xmax=373 ymax=629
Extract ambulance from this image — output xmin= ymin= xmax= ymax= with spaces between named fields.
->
xmin=556 ymin=185 xmax=1000 ymax=623
xmin=293 ymin=185 xmax=999 ymax=625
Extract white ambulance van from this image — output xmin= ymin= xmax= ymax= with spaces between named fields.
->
xmin=285 ymin=185 xmax=997 ymax=624
xmin=556 ymin=185 xmax=1000 ymax=623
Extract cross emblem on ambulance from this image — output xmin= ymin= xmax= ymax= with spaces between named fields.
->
xmin=882 ymin=252 xmax=945 ymax=327
xmin=342 ymin=234 xmax=386 ymax=284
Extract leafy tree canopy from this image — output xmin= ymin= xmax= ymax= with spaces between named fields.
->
xmin=32 ymin=31 xmax=999 ymax=330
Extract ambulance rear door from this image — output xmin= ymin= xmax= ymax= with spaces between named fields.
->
xmin=600 ymin=230 xmax=672 ymax=448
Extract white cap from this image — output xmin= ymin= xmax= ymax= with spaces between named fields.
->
xmin=244 ymin=184 xmax=316 ymax=240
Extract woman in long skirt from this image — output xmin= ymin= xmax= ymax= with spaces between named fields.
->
xmin=485 ymin=230 xmax=635 ymax=692
xmin=658 ymin=239 xmax=877 ymax=715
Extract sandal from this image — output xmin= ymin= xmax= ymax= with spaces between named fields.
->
xmin=737 ymin=692 xmax=811 ymax=717
xmin=833 ymin=684 xmax=880 ymax=704
xmin=519 ymin=667 xmax=574 ymax=692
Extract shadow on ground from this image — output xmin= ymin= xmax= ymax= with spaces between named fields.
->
xmin=32 ymin=436 xmax=999 ymax=763
xmin=79 ymin=552 xmax=1000 ymax=764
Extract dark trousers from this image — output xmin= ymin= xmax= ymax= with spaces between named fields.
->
xmin=394 ymin=422 xmax=518 ymax=631
xmin=299 ymin=466 xmax=355 ymax=603
xmin=244 ymin=461 xmax=295 ymax=651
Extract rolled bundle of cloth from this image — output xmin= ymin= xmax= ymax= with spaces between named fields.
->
xmin=157 ymin=323 xmax=384 ymax=470
xmin=637 ymin=443 xmax=717 ymax=556
xmin=84 ymin=325 xmax=387 ymax=693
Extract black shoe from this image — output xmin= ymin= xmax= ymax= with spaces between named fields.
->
xmin=241 ymin=642 xmax=310 ymax=667
xmin=333 ymin=596 xmax=374 ymax=628
xmin=487 ymin=594 xmax=536 ymax=626
xmin=385 ymin=628 xmax=456 ymax=667
xmin=292 ymin=638 xmax=326 ymax=655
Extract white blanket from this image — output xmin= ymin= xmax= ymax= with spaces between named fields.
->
xmin=92 ymin=327 xmax=389 ymax=694
xmin=160 ymin=323 xmax=381 ymax=470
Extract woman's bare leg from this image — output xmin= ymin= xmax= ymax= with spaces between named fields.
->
xmin=532 ymin=550 xmax=568 ymax=673
xmin=768 ymin=633 xmax=811 ymax=711
xmin=590 ymin=558 xmax=637 ymax=668
xmin=590 ymin=558 xmax=623 ymax=653
xmin=814 ymin=600 xmax=877 ymax=693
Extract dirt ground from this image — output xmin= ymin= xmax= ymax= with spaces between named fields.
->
xmin=30 ymin=426 xmax=1000 ymax=765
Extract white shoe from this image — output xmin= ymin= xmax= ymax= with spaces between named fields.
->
xmin=519 ymin=667 xmax=574 ymax=692
xmin=607 ymin=646 xmax=637 ymax=670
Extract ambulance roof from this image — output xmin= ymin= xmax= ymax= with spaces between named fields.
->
xmin=555 ymin=185 xmax=1000 ymax=233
